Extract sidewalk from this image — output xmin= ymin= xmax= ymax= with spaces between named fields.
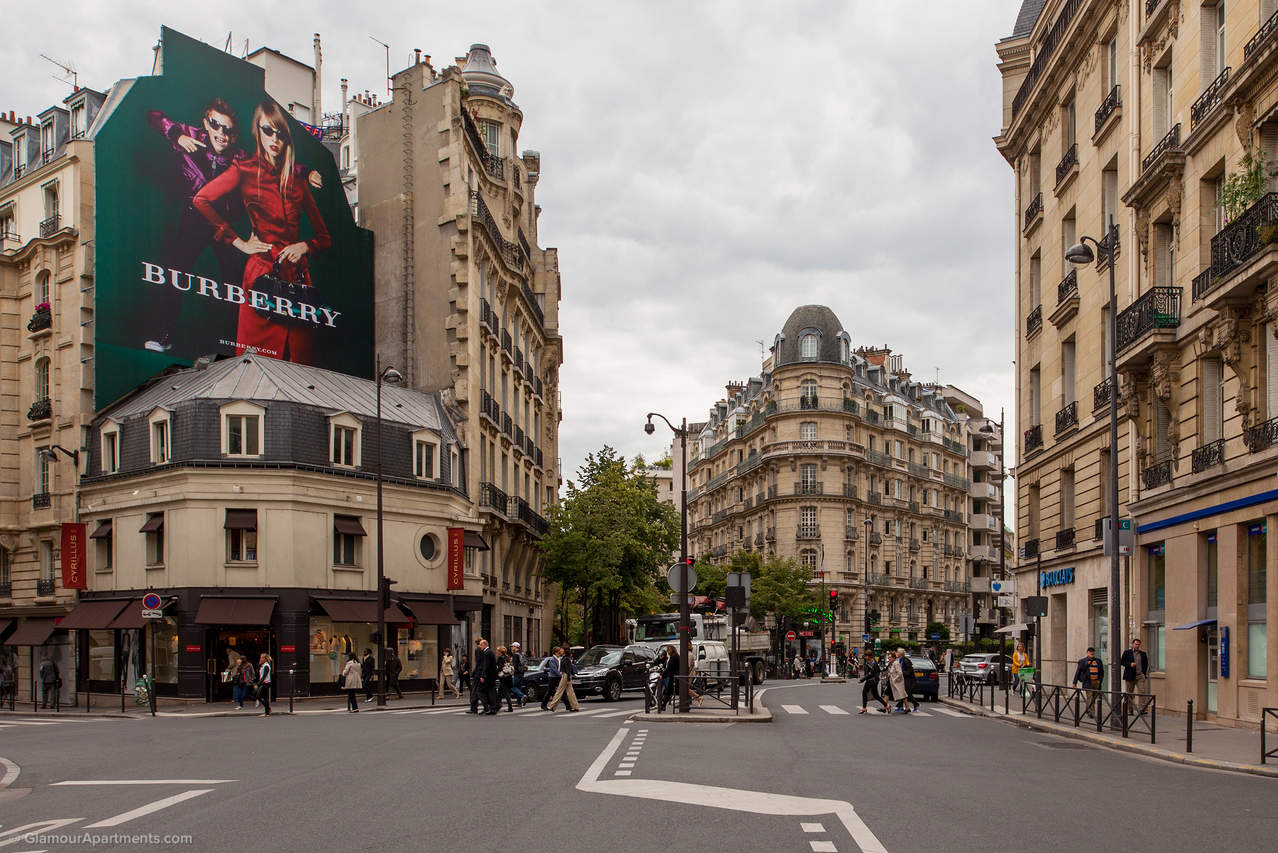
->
xmin=0 ymin=691 xmax=469 ymax=719
xmin=941 ymin=694 xmax=1278 ymax=779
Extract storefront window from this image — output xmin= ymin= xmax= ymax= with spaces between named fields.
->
xmin=397 ymin=627 xmax=438 ymax=681
xmin=1248 ymin=523 xmax=1267 ymax=680
xmin=1147 ymin=545 xmax=1166 ymax=611
xmin=153 ymin=619 xmax=179 ymax=683
xmin=88 ymin=629 xmax=115 ymax=681
xmin=309 ymin=618 xmax=378 ymax=685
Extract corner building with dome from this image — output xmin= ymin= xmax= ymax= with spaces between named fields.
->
xmin=685 ymin=305 xmax=1005 ymax=650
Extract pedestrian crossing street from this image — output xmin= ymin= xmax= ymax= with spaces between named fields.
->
xmin=777 ymin=702 xmax=971 ymax=719
xmin=382 ymin=703 xmax=639 ymax=720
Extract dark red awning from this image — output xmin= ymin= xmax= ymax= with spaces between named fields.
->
xmin=4 ymin=618 xmax=58 ymax=646
xmin=194 ymin=597 xmax=276 ymax=625
xmin=401 ymin=599 xmax=460 ymax=625
xmin=58 ymin=600 xmax=129 ymax=630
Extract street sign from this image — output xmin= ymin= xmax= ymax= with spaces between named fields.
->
xmin=1023 ymin=595 xmax=1049 ymax=618
xmin=930 ymin=633 xmax=940 ymax=640
xmin=861 ymin=633 xmax=871 ymax=643
xmin=1102 ymin=518 xmax=1134 ymax=556
xmin=142 ymin=591 xmax=163 ymax=620
xmin=785 ymin=630 xmax=796 ymax=642
xmin=996 ymin=594 xmax=1015 ymax=608
xmin=669 ymin=593 xmax=695 ymax=606
xmin=666 ymin=563 xmax=698 ymax=592
xmin=990 ymin=578 xmax=1017 ymax=595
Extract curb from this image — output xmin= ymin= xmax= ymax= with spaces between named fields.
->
xmin=628 ymin=708 xmax=773 ymax=724
xmin=940 ymin=698 xmax=1278 ymax=779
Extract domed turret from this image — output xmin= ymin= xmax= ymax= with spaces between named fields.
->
xmin=462 ymin=44 xmax=514 ymax=101
xmin=774 ymin=305 xmax=848 ymax=367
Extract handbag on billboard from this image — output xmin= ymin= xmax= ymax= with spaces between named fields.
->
xmin=250 ymin=259 xmax=313 ymax=328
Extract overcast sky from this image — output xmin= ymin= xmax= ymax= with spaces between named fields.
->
xmin=7 ymin=0 xmax=1023 ymax=486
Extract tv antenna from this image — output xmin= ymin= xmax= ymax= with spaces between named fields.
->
xmin=755 ymin=339 xmax=765 ymax=360
xmin=369 ymin=36 xmax=391 ymax=95
xmin=40 ymin=54 xmax=77 ymax=90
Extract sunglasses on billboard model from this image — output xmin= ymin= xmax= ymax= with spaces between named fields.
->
xmin=259 ymin=124 xmax=289 ymax=141
xmin=205 ymin=116 xmax=234 ymax=134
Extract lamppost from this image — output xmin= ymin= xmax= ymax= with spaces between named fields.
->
xmin=863 ymin=515 xmax=873 ymax=655
xmin=1066 ymin=232 xmax=1122 ymax=720
xmin=38 ymin=445 xmax=81 ymax=521
xmin=375 ymin=361 xmax=403 ymax=708
xmin=645 ymin=412 xmax=690 ymax=713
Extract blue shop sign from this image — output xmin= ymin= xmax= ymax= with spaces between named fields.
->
xmin=1221 ymin=626 xmax=1230 ymax=679
xmin=1040 ymin=567 xmax=1075 ymax=589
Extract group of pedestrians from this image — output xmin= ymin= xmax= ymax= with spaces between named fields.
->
xmin=857 ymin=648 xmax=920 ymax=714
xmin=464 ymin=638 xmax=541 ymax=715
xmin=338 ymin=647 xmax=406 ymax=711
xmin=1071 ymin=638 xmax=1150 ymax=717
xmin=226 ymin=653 xmax=274 ymax=716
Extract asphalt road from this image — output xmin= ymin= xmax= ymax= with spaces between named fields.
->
xmin=1 ymin=682 xmax=1275 ymax=852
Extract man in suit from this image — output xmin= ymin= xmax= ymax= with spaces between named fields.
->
xmin=468 ymin=638 xmax=498 ymax=715
xmin=1120 ymin=637 xmax=1150 ymax=712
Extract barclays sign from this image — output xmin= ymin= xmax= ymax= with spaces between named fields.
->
xmin=1040 ymin=567 xmax=1075 ymax=589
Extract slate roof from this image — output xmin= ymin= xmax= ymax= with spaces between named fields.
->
xmin=1011 ymin=0 xmax=1046 ymax=38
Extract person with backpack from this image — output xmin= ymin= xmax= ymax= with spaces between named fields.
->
xmin=257 ymin=653 xmax=273 ymax=717
xmin=1072 ymin=646 xmax=1105 ymax=718
xmin=509 ymin=642 xmax=528 ymax=707
xmin=38 ymin=655 xmax=61 ymax=710
xmin=539 ymin=647 xmax=561 ymax=711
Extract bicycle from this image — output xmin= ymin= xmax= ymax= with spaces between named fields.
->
xmin=1015 ymin=667 xmax=1037 ymax=705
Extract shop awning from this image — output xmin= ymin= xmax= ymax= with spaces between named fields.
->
xmin=463 ymin=531 xmax=490 ymax=551
xmin=58 ymin=599 xmax=129 ymax=630
xmin=450 ymin=594 xmax=483 ymax=613
xmin=4 ymin=617 xmax=58 ymax=646
xmin=194 ymin=596 xmax=276 ymax=625
xmin=0 ymin=619 xmax=14 ymax=638
xmin=1173 ymin=618 xmax=1217 ymax=630
xmin=314 ymin=598 xmax=406 ymax=624
xmin=138 ymin=515 xmax=164 ymax=533
xmin=89 ymin=520 xmax=113 ymax=539
xmin=994 ymin=623 xmax=1031 ymax=634
xmin=224 ymin=509 xmax=258 ymax=530
xmin=333 ymin=516 xmax=367 ymax=536
xmin=109 ymin=599 xmax=149 ymax=630
xmin=401 ymin=599 xmax=460 ymax=625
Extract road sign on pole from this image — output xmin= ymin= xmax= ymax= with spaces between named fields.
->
xmin=141 ymin=591 xmax=163 ymax=619
xmin=785 ymin=630 xmax=796 ymax=642
xmin=668 ymin=563 xmax=697 ymax=592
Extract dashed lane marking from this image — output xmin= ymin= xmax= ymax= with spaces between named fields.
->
xmin=84 ymin=788 xmax=213 ymax=828
xmin=801 ymin=823 xmax=825 ymax=833
xmin=781 ymin=705 xmax=809 ymax=715
xmin=819 ymin=705 xmax=849 ymax=715
xmin=810 ymin=841 xmax=837 ymax=852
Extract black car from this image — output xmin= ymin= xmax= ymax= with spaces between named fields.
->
xmin=908 ymin=655 xmax=940 ymax=702
xmin=519 ymin=657 xmax=552 ymax=703
xmin=573 ymin=644 xmax=657 ymax=701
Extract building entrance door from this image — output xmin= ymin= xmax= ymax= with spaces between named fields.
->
xmin=1206 ymin=625 xmax=1219 ymax=714
xmin=1091 ymin=597 xmax=1109 ymax=672
xmin=208 ymin=628 xmax=272 ymax=702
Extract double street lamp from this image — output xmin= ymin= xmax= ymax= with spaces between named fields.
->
xmin=375 ymin=362 xmax=403 ymax=708
xmin=644 ymin=412 xmax=691 ymax=713
xmin=1065 ymin=233 xmax=1122 ymax=721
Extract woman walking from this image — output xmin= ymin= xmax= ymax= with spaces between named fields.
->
xmin=858 ymin=652 xmax=889 ymax=714
xmin=257 ymin=653 xmax=273 ymax=717
xmin=341 ymin=652 xmax=362 ymax=712
xmin=888 ymin=649 xmax=909 ymax=713
xmin=439 ymin=650 xmax=459 ymax=698
xmin=230 ymin=656 xmax=249 ymax=710
xmin=495 ymin=646 xmax=516 ymax=712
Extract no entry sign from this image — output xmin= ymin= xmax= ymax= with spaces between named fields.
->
xmin=785 ymin=630 xmax=796 ymax=642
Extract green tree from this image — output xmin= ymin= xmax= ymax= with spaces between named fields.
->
xmin=539 ymin=446 xmax=679 ymax=645
xmin=925 ymin=622 xmax=951 ymax=644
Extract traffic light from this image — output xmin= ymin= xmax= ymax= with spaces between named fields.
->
xmin=869 ymin=609 xmax=881 ymax=625
xmin=829 ymin=589 xmax=838 ymax=609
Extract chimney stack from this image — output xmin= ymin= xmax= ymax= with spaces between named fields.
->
xmin=312 ymin=33 xmax=322 ymax=125
xmin=414 ymin=48 xmax=421 ymax=65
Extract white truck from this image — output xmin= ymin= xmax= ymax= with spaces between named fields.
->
xmin=631 ymin=612 xmax=771 ymax=684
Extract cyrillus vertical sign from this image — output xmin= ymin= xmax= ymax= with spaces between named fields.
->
xmin=447 ymin=528 xmax=465 ymax=591
xmin=60 ymin=523 xmax=87 ymax=590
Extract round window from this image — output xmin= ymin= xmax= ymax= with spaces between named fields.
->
xmin=419 ymin=534 xmax=438 ymax=561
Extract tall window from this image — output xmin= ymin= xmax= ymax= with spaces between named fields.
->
xmin=0 ymin=546 xmax=10 ymax=591
xmin=1062 ymin=338 xmax=1076 ymax=406
xmin=34 ymin=356 xmax=50 ymax=401
xmin=35 ymin=447 xmax=50 ymax=495
xmin=800 ymin=421 xmax=817 ymax=441
xmin=1155 ymin=222 xmax=1175 ymax=287
xmin=101 ymin=426 xmax=119 ymax=475
xmin=800 ymin=548 xmax=818 ymax=575
xmin=40 ymin=121 xmax=54 ymax=158
xmin=1247 ymin=522 xmax=1267 ymax=679
xmin=800 ymin=463 xmax=817 ymax=488
xmin=415 ymin=439 xmax=438 ymax=479
xmin=1106 ymin=36 xmax=1118 ymax=92
xmin=151 ymin=418 xmax=170 ymax=464
xmin=1029 ymin=366 xmax=1041 ymax=427
xmin=225 ymin=413 xmax=261 ymax=456
xmin=42 ymin=181 xmax=58 ymax=220
xmin=801 ymin=379 xmax=818 ymax=403
xmin=1201 ymin=2 xmax=1227 ymax=83
xmin=226 ymin=510 xmax=258 ymax=563
xmin=481 ymin=120 xmax=500 ymax=156
xmin=1102 ymin=162 xmax=1119 ymax=233
xmin=800 ymin=333 xmax=819 ymax=361
xmin=40 ymin=540 xmax=54 ymax=581
xmin=331 ymin=424 xmax=357 ymax=467
xmin=71 ymin=104 xmax=85 ymax=138
xmin=36 ymin=270 xmax=50 ymax=305
xmin=143 ymin=513 xmax=165 ymax=566
xmin=1061 ymin=469 xmax=1075 ymax=530
xmin=1154 ymin=52 xmax=1174 ymax=138
xmin=1202 ymin=357 xmax=1224 ymax=444
xmin=1063 ymin=97 xmax=1076 ymax=150
xmin=333 ymin=515 xmax=364 ymax=566
xmin=800 ymin=506 xmax=818 ymax=538
xmin=1206 ymin=532 xmax=1219 ymax=613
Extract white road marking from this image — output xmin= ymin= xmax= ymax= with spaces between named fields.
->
xmin=0 ymin=720 xmax=59 ymax=726
xmin=553 ymin=708 xmax=613 ymax=718
xmin=85 ymin=788 xmax=213 ymax=828
xmin=52 ymin=779 xmax=235 ymax=786
xmin=0 ymin=757 xmax=19 ymax=789
xmin=579 ymin=728 xmax=887 ymax=853
xmin=594 ymin=710 xmax=636 ymax=718
xmin=802 ymin=822 xmax=826 ymax=833
xmin=614 ymin=770 xmax=632 ymax=776
xmin=619 ymin=762 xmax=635 ymax=768
xmin=0 ymin=819 xmax=82 ymax=848
xmin=820 ymin=705 xmax=849 ymax=716
xmin=932 ymin=707 xmax=969 ymax=718
xmin=810 ymin=841 xmax=837 ymax=852
xmin=910 ymin=711 xmax=933 ymax=717
xmin=782 ymin=705 xmax=808 ymax=715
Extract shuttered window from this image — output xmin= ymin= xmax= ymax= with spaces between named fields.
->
xmin=1061 ymin=469 xmax=1075 ymax=528
xmin=1263 ymin=123 xmax=1278 ymax=194
xmin=1202 ymin=357 xmax=1224 ymax=443
xmin=1155 ymin=400 xmax=1172 ymax=461
xmin=1154 ymin=223 xmax=1173 ymax=288
xmin=1062 ymin=339 xmax=1076 ymax=405
xmin=1268 ymin=325 xmax=1278 ymax=420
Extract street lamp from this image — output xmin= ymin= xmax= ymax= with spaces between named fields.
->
xmin=1065 ymin=232 xmax=1122 ymax=720
xmin=645 ymin=412 xmax=690 ymax=713
xmin=375 ymin=362 xmax=403 ymax=708
xmin=863 ymin=515 xmax=873 ymax=655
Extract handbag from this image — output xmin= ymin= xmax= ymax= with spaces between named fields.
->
xmin=250 ymin=260 xmax=314 ymax=327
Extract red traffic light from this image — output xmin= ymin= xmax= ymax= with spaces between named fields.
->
xmin=829 ymin=589 xmax=838 ymax=607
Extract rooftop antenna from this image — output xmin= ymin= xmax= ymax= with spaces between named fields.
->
xmin=224 ymin=32 xmax=232 ymax=53
xmin=40 ymin=54 xmax=77 ymax=90
xmin=369 ymin=35 xmax=391 ymax=95
xmin=935 ymin=367 xmax=941 ymax=385
xmin=755 ymin=339 xmax=765 ymax=360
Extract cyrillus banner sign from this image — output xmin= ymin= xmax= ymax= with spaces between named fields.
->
xmin=446 ymin=528 xmax=466 ymax=591
xmin=60 ymin=523 xmax=87 ymax=590
xmin=93 ymin=26 xmax=374 ymax=408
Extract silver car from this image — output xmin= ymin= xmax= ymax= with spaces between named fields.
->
xmin=959 ymin=653 xmax=1012 ymax=685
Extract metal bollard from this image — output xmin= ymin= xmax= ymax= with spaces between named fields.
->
xmin=289 ymin=668 xmax=295 ymax=715
xmin=1186 ymin=699 xmax=1193 ymax=753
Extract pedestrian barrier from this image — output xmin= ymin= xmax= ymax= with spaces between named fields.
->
xmin=1262 ymin=708 xmax=1278 ymax=765
xmin=949 ymin=676 xmax=1157 ymax=744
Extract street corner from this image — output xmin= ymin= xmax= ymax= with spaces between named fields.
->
xmin=628 ymin=707 xmax=773 ymax=724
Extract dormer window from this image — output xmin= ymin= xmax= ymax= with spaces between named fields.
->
xmin=101 ymin=422 xmax=120 ymax=474
xmin=40 ymin=121 xmax=54 ymax=162
xmin=329 ymin=412 xmax=362 ymax=468
xmin=148 ymin=408 xmax=172 ymax=464
xmin=220 ymin=401 xmax=265 ymax=458
xmin=800 ymin=333 xmax=820 ymax=361
xmin=71 ymin=105 xmax=85 ymax=139
xmin=413 ymin=429 xmax=441 ymax=480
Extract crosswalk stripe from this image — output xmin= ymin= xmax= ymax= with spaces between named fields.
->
xmin=1 ymin=720 xmax=60 ymax=726
xmin=85 ymin=788 xmax=213 ymax=828
xmin=594 ymin=710 xmax=634 ymax=718
xmin=781 ymin=704 xmax=808 ymax=715
xmin=819 ymin=705 xmax=849 ymax=716
xmin=932 ymin=707 xmax=968 ymax=718
xmin=911 ymin=711 xmax=933 ymax=717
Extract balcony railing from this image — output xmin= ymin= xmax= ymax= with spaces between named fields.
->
xmin=1245 ymin=416 xmax=1278 ymax=453
xmin=1145 ymin=0 xmax=1162 ymax=15
xmin=1026 ymin=304 xmax=1043 ymax=337
xmin=1057 ymin=269 xmax=1078 ymax=304
xmin=1023 ymin=538 xmax=1039 ymax=558
xmin=1055 ymin=401 xmax=1079 ymax=434
xmin=909 ymin=538 xmax=920 ymax=551
xmin=766 ymin=528 xmax=776 ymax=542
xmin=1199 ymin=193 xmax=1278 ymax=298
xmin=1115 ymin=287 xmax=1181 ymax=353
xmin=36 ymin=578 xmax=55 ymax=596
xmin=460 ymin=105 xmax=504 ymax=180
xmin=1023 ymin=192 xmax=1043 ymax=229
xmin=469 ymin=190 xmax=523 ymax=270
xmin=1142 ymin=459 xmax=1173 ymax=489
xmin=1141 ymin=123 xmax=1180 ymax=173
xmin=1245 ymin=9 xmax=1278 ymax=61
xmin=794 ymin=481 xmax=823 ymax=496
xmin=32 ymin=492 xmax=51 ymax=510
xmin=845 ymin=527 xmax=859 ymax=541
xmin=0 ymin=582 xmax=9 ymax=597
xmin=1055 ymin=143 xmax=1078 ymax=185
xmin=1094 ymin=376 xmax=1115 ymax=410
xmin=799 ymin=395 xmax=819 ymax=410
xmin=481 ymin=482 xmax=509 ymax=514
xmin=1055 ymin=528 xmax=1076 ymax=550
xmin=1011 ymin=0 xmax=1083 ymax=118
xmin=27 ymin=307 xmax=52 ymax=332
xmin=796 ymin=526 xmax=821 ymax=540
xmin=1024 ymin=424 xmax=1044 ymax=454
xmin=1191 ymin=67 xmax=1231 ymax=128
xmin=39 ymin=214 xmax=60 ymax=237
xmin=501 ymin=413 xmax=513 ymax=438
xmin=869 ymin=532 xmax=883 ymax=545
xmin=27 ymin=397 xmax=51 ymax=421
xmin=1192 ymin=439 xmax=1225 ymax=473
xmin=1094 ymin=85 xmax=1121 ymax=133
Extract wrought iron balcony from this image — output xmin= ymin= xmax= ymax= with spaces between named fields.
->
xmin=1142 ymin=460 xmax=1173 ymax=489
xmin=1116 ymin=287 xmax=1181 ymax=354
xmin=1057 ymin=269 xmax=1078 ymax=304
xmin=845 ymin=527 xmax=859 ymax=541
xmin=38 ymin=214 xmax=59 ymax=237
xmin=842 ymin=397 xmax=859 ymax=414
xmin=1055 ymin=143 xmax=1078 ymax=185
xmin=1094 ymin=376 xmax=1116 ymax=410
xmin=27 ymin=307 xmax=52 ymax=332
xmin=1055 ymin=528 xmax=1075 ymax=550
xmin=842 ymin=483 xmax=858 ymax=498
xmin=867 ymin=491 xmax=883 ymax=505
xmin=480 ymin=481 xmax=509 ymax=514
xmin=1055 ymin=401 xmax=1079 ymax=434
xmin=0 ymin=582 xmax=9 ymax=597
xmin=1141 ymin=123 xmax=1180 ymax=173
xmin=909 ymin=538 xmax=920 ymax=551
xmin=1026 ymin=304 xmax=1042 ymax=337
xmin=765 ymin=528 xmax=776 ymax=542
xmin=1191 ymin=67 xmax=1231 ymax=128
xmin=1023 ymin=538 xmax=1039 ymax=559
xmin=1245 ymin=416 xmax=1278 ymax=453
xmin=799 ymin=395 xmax=819 ymax=410
xmin=1023 ymin=192 xmax=1043 ymax=230
xmin=1011 ymin=0 xmax=1082 ymax=118
xmin=27 ymin=397 xmax=51 ymax=421
xmin=1145 ymin=0 xmax=1162 ymax=15
xmin=1094 ymin=85 xmax=1120 ymax=134
xmin=502 ymin=413 xmax=513 ymax=438
xmin=32 ymin=492 xmax=51 ymax=510
xmin=796 ymin=526 xmax=821 ymax=540
xmin=1198 ymin=193 xmax=1278 ymax=300
xmin=1192 ymin=439 xmax=1225 ymax=473
xmin=1245 ymin=8 xmax=1278 ymax=61
xmin=36 ymin=578 xmax=55 ymax=596
xmin=794 ymin=481 xmax=823 ymax=496
xmin=1096 ymin=224 xmax=1120 ymax=270
xmin=460 ymin=105 xmax=504 ymax=180
xmin=1024 ymin=424 xmax=1043 ymax=454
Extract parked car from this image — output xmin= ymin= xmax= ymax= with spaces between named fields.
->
xmin=519 ymin=657 xmax=552 ymax=703
xmin=573 ymin=644 xmax=657 ymax=701
xmin=908 ymin=655 xmax=940 ymax=701
xmin=959 ymin=653 xmax=1012 ymax=685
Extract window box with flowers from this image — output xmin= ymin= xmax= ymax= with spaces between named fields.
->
xmin=27 ymin=302 xmax=52 ymax=333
